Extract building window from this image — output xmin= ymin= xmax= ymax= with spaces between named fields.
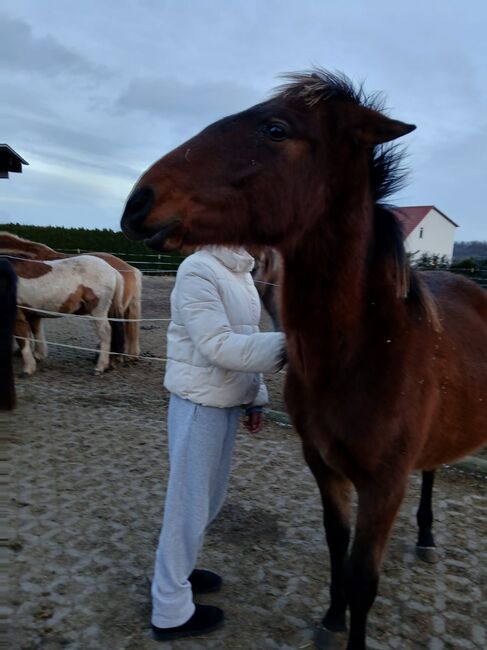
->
xmin=419 ymin=227 xmax=424 ymax=239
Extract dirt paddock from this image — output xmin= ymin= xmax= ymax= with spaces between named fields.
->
xmin=6 ymin=276 xmax=486 ymax=649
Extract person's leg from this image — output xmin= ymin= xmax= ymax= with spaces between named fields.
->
xmin=151 ymin=396 xmax=234 ymax=628
xmin=207 ymin=406 xmax=240 ymax=525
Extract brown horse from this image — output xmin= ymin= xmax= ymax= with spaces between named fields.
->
xmin=120 ymin=70 xmax=487 ymax=649
xmin=0 ymin=259 xmax=17 ymax=409
xmin=250 ymin=246 xmax=282 ymax=330
xmin=0 ymin=232 xmax=142 ymax=359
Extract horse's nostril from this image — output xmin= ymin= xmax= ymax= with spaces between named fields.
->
xmin=122 ymin=186 xmax=155 ymax=229
xmin=128 ymin=187 xmax=152 ymax=211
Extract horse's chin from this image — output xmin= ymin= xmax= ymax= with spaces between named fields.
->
xmin=144 ymin=219 xmax=184 ymax=252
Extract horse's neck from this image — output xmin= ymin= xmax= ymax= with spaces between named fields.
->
xmin=8 ymin=239 xmax=63 ymax=260
xmin=280 ymin=217 xmax=402 ymax=376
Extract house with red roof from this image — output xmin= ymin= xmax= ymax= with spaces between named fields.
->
xmin=392 ymin=206 xmax=458 ymax=263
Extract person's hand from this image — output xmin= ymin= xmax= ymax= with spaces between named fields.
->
xmin=244 ymin=410 xmax=263 ymax=434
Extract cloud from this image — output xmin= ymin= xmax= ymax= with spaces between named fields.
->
xmin=116 ymin=76 xmax=260 ymax=121
xmin=1 ymin=0 xmax=486 ymax=240
xmin=0 ymin=11 xmax=105 ymax=78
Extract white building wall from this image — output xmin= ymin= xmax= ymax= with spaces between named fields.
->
xmin=404 ymin=209 xmax=456 ymax=262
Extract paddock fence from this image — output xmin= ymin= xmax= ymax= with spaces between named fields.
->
xmin=8 ymin=253 xmax=487 ymax=472
xmin=9 ymin=253 xmax=486 ymax=367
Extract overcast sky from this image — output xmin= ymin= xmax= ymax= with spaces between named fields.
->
xmin=1 ymin=0 xmax=486 ymax=240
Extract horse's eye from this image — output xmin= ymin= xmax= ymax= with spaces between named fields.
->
xmin=265 ymin=123 xmax=288 ymax=142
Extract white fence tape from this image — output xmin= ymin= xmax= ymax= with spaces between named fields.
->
xmin=15 ymin=336 xmax=168 ymax=364
xmin=17 ymin=305 xmax=170 ymax=322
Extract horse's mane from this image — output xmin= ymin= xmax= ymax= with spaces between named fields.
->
xmin=274 ymin=69 xmax=440 ymax=330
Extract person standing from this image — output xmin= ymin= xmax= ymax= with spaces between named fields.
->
xmin=151 ymin=245 xmax=285 ymax=641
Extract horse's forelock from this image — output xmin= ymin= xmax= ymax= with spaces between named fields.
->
xmin=273 ymin=68 xmax=384 ymax=111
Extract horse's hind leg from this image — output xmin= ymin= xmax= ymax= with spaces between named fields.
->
xmin=416 ymin=470 xmax=438 ymax=563
xmin=303 ymin=445 xmax=352 ymax=644
xmin=93 ymin=316 xmax=111 ymax=375
xmin=125 ymin=297 xmax=141 ymax=358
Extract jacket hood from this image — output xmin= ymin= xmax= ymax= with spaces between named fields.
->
xmin=204 ymin=246 xmax=255 ymax=273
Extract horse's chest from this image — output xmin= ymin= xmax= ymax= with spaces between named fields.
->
xmin=285 ymin=369 xmax=362 ymax=471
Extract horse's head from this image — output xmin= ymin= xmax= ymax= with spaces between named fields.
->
xmin=121 ymin=70 xmax=415 ymax=252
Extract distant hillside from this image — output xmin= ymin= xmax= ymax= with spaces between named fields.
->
xmin=453 ymin=241 xmax=487 ymax=261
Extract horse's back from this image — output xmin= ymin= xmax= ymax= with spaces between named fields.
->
xmin=423 ymin=270 xmax=487 ymax=358
xmin=88 ymin=252 xmax=142 ymax=308
xmin=423 ymin=270 xmax=487 ymax=315
xmin=417 ymin=271 xmax=487 ymax=468
xmin=16 ymin=255 xmax=118 ymax=310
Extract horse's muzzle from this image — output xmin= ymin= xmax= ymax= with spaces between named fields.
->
xmin=121 ymin=186 xmax=155 ymax=239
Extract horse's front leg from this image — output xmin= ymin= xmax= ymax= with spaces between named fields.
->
xmin=303 ymin=444 xmax=352 ymax=645
xmin=345 ymin=479 xmax=408 ymax=650
xmin=416 ymin=470 xmax=438 ymax=563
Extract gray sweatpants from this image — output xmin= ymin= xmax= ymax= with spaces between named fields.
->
xmin=151 ymin=393 xmax=240 ymax=628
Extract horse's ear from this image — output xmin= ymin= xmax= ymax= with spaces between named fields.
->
xmin=349 ymin=105 xmax=416 ymax=146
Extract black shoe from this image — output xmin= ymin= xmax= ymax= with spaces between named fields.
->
xmin=189 ymin=569 xmax=222 ymax=594
xmin=152 ymin=604 xmax=224 ymax=641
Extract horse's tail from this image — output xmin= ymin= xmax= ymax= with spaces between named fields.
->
xmin=0 ymin=259 xmax=17 ymax=410
xmin=109 ymin=271 xmax=125 ymax=357
xmin=124 ymin=268 xmax=142 ymax=359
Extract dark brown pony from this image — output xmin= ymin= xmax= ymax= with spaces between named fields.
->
xmin=0 ymin=258 xmax=17 ymax=410
xmin=120 ymin=70 xmax=487 ymax=650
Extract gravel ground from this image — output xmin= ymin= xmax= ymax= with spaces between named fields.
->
xmin=5 ymin=276 xmax=486 ymax=650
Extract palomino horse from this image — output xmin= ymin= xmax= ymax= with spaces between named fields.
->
xmin=120 ymin=70 xmax=487 ymax=649
xmin=250 ymin=247 xmax=282 ymax=331
xmin=9 ymin=255 xmax=125 ymax=375
xmin=0 ymin=259 xmax=17 ymax=409
xmin=0 ymin=232 xmax=142 ymax=358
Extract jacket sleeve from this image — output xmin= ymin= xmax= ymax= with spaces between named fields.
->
xmin=176 ymin=268 xmax=285 ymax=373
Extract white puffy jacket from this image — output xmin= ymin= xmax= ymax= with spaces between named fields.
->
xmin=164 ymin=246 xmax=285 ymax=408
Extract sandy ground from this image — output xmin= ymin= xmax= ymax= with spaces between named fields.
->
xmin=5 ymin=275 xmax=487 ymax=650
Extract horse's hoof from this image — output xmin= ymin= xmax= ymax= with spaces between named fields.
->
xmin=20 ymin=371 xmax=33 ymax=378
xmin=416 ymin=546 xmax=439 ymax=563
xmin=92 ymin=369 xmax=104 ymax=376
xmin=313 ymin=625 xmax=346 ymax=650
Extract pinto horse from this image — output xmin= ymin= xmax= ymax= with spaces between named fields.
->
xmin=0 ymin=232 xmax=142 ymax=359
xmin=9 ymin=255 xmax=125 ymax=375
xmin=0 ymin=259 xmax=17 ymax=409
xmin=120 ymin=70 xmax=487 ymax=649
